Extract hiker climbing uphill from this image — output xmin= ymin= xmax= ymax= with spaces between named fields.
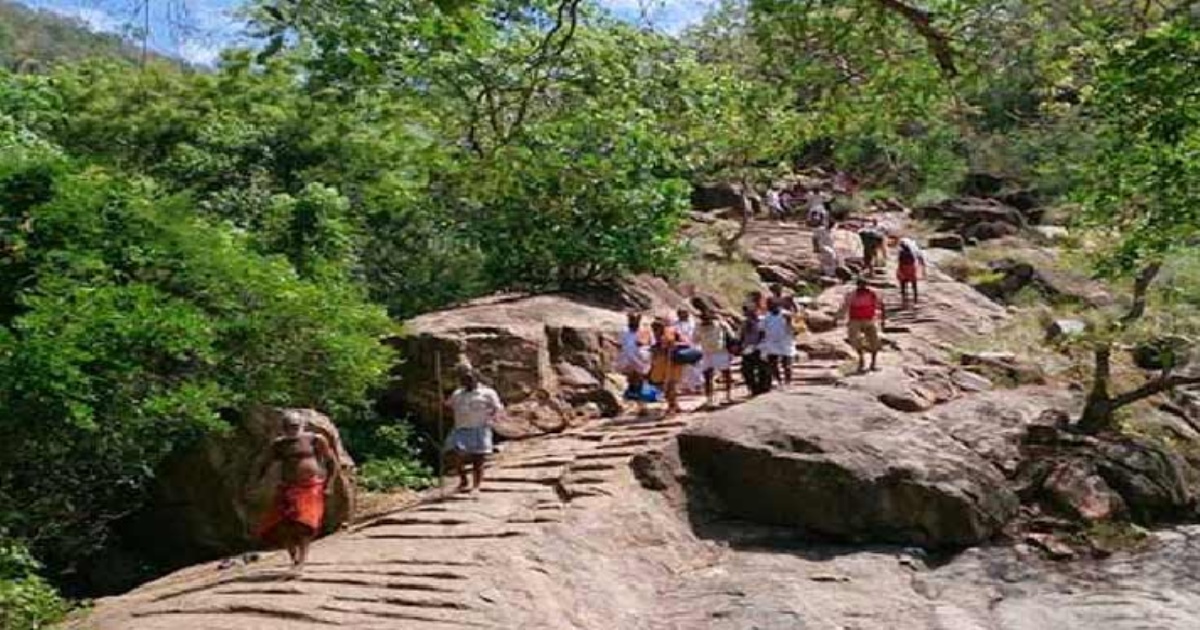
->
xmin=840 ymin=277 xmax=886 ymax=373
xmin=766 ymin=187 xmax=786 ymax=219
xmin=858 ymin=220 xmax=886 ymax=276
xmin=768 ymin=283 xmax=798 ymax=312
xmin=896 ymin=236 xmax=926 ymax=308
xmin=805 ymin=188 xmax=830 ymax=228
xmin=445 ymin=365 xmax=504 ymax=493
xmin=250 ymin=411 xmax=341 ymax=571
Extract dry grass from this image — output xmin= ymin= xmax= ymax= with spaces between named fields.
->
xmin=674 ymin=249 xmax=762 ymax=310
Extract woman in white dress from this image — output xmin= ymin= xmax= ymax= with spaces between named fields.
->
xmin=762 ymin=301 xmax=796 ymax=386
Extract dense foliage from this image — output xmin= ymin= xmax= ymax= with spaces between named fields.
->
xmin=1080 ymin=20 xmax=1200 ymax=273
xmin=0 ymin=110 xmax=394 ymax=585
xmin=0 ymin=538 xmax=66 ymax=630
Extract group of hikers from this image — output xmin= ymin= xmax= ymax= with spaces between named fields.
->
xmin=616 ymin=206 xmax=928 ymax=416
xmin=250 ymin=194 xmax=928 ymax=572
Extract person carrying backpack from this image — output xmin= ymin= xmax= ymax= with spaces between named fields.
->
xmin=858 ymin=219 xmax=886 ymax=276
xmin=896 ymin=237 xmax=926 ymax=308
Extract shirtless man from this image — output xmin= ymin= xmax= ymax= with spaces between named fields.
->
xmin=250 ymin=411 xmax=341 ymax=570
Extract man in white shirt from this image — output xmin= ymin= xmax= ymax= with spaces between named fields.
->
xmin=762 ymin=301 xmax=797 ymax=386
xmin=766 ymin=188 xmax=785 ymax=219
xmin=444 ymin=365 xmax=504 ymax=492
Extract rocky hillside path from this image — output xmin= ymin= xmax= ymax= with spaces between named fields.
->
xmin=78 ymin=217 xmax=1018 ymax=630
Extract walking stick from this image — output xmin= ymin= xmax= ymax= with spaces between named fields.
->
xmin=435 ymin=351 xmax=447 ymax=499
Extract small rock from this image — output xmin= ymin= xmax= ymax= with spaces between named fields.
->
xmin=1033 ymin=225 xmax=1070 ymax=242
xmin=961 ymin=351 xmax=1017 ymax=365
xmin=809 ymin=574 xmax=851 ymax=583
xmin=805 ymin=311 xmax=838 ymax=333
xmin=1046 ymin=319 xmax=1086 ymax=341
xmin=796 ymin=338 xmax=855 ymax=361
xmin=1036 ymin=409 xmax=1072 ymax=430
xmin=950 ymin=370 xmax=993 ymax=393
xmin=963 ymin=221 xmax=1018 ymax=242
xmin=756 ymin=264 xmax=800 ymax=288
xmin=1042 ymin=459 xmax=1126 ymax=522
xmin=1024 ymin=533 xmax=1077 ymax=561
xmin=928 ymin=233 xmax=966 ymax=251
xmin=556 ymin=362 xmax=600 ymax=388
xmin=960 ymin=352 xmax=1045 ymax=385
xmin=879 ymin=390 xmax=935 ymax=413
xmin=1131 ymin=336 xmax=1192 ymax=371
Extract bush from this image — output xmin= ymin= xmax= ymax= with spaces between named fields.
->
xmin=0 ymin=538 xmax=68 ymax=630
xmin=358 ymin=458 xmax=436 ymax=493
xmin=348 ymin=423 xmax=435 ymax=492
xmin=0 ymin=157 xmax=393 ymax=577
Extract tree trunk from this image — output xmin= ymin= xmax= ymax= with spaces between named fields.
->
xmin=870 ymin=0 xmax=958 ymax=77
xmin=1079 ymin=344 xmax=1114 ymax=433
xmin=719 ymin=179 xmax=754 ymax=259
xmin=1078 ymin=341 xmax=1200 ymax=433
xmin=1123 ymin=261 xmax=1162 ymax=323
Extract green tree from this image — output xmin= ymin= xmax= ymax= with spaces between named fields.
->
xmin=1074 ymin=18 xmax=1200 ymax=432
xmin=0 ymin=129 xmax=393 ymax=575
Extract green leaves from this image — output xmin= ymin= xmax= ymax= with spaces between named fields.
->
xmin=0 ymin=537 xmax=67 ymax=630
xmin=0 ymin=138 xmax=393 ymax=576
xmin=1078 ymin=19 xmax=1200 ymax=276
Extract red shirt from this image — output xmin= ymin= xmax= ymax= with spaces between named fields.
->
xmin=847 ymin=289 xmax=880 ymax=321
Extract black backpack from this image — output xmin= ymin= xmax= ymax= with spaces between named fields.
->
xmin=899 ymin=243 xmax=916 ymax=265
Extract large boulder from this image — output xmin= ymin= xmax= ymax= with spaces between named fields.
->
xmin=385 ymin=294 xmax=628 ymax=439
xmin=127 ymin=407 xmax=355 ymax=568
xmin=974 ymin=258 xmax=1113 ymax=307
xmin=1041 ymin=459 xmax=1126 ymax=522
xmin=1020 ymin=424 xmax=1200 ymax=525
xmin=691 ymin=182 xmax=745 ymax=211
xmin=678 ymin=389 xmax=1019 ymax=548
xmin=913 ymin=197 xmax=1030 ymax=236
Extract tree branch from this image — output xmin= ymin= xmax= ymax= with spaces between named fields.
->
xmin=509 ymin=0 xmax=582 ymax=140
xmin=1112 ymin=374 xmax=1200 ymax=410
xmin=870 ymin=0 xmax=958 ymax=78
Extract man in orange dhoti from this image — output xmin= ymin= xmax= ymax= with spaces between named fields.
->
xmin=250 ymin=411 xmax=341 ymax=570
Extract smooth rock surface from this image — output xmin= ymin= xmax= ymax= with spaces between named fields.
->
xmin=678 ymin=388 xmax=1019 ymax=547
